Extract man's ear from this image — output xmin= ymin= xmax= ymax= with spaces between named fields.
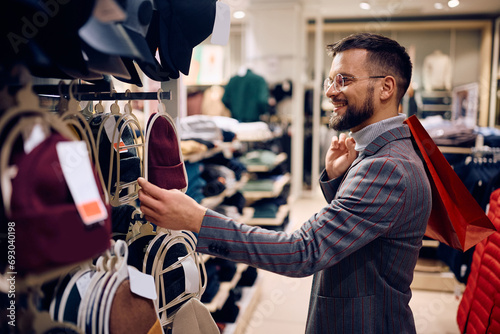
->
xmin=380 ymin=76 xmax=396 ymax=101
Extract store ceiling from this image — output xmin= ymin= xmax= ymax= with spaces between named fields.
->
xmin=227 ymin=0 xmax=500 ymax=20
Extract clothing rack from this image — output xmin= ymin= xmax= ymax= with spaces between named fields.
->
xmin=33 ymin=83 xmax=172 ymax=101
xmin=5 ymin=82 xmax=172 ymax=101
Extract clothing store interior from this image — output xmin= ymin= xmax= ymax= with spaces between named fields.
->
xmin=1 ymin=0 xmax=500 ymax=333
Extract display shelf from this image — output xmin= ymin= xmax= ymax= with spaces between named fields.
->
xmin=412 ymin=258 xmax=465 ymax=293
xmin=200 ymin=173 xmax=249 ymax=209
xmin=244 ymin=152 xmax=288 ymax=173
xmin=422 ymin=239 xmax=440 ymax=248
xmin=242 ymin=204 xmax=290 ymax=227
xmin=222 ymin=277 xmax=262 ymax=334
xmin=438 ymin=146 xmax=472 ymax=154
xmin=412 ymin=270 xmax=465 ymax=293
xmin=183 ymin=141 xmax=237 ymax=163
xmin=204 ymin=263 xmax=248 ymax=313
xmin=242 ymin=173 xmax=290 ymax=201
xmin=184 ymin=145 xmax=223 ymax=163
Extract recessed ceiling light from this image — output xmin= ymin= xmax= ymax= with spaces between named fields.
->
xmin=434 ymin=2 xmax=444 ymax=9
xmin=360 ymin=2 xmax=371 ymax=10
xmin=233 ymin=10 xmax=246 ymax=19
xmin=448 ymin=0 xmax=460 ymax=8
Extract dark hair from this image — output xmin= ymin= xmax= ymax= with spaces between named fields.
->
xmin=326 ymin=32 xmax=412 ymax=104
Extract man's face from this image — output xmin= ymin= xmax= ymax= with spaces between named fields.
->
xmin=326 ymin=49 xmax=377 ymax=132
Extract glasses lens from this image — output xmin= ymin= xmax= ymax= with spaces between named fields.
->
xmin=324 ymin=78 xmax=333 ymax=92
xmin=334 ymin=74 xmax=344 ymax=92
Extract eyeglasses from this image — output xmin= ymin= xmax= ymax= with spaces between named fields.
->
xmin=324 ymin=73 xmax=386 ymax=93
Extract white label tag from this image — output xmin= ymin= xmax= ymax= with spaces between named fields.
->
xmin=210 ymin=1 xmax=231 ymax=46
xmin=23 ymin=123 xmax=47 ymax=154
xmin=128 ymin=266 xmax=157 ymax=300
xmin=56 ymin=141 xmax=108 ymax=225
xmin=76 ymin=271 xmax=92 ymax=298
xmin=179 ymin=256 xmax=200 ymax=294
xmin=103 ymin=116 xmax=128 ymax=153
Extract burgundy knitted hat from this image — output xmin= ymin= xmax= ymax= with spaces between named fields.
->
xmin=145 ymin=112 xmax=187 ymax=191
xmin=9 ymin=133 xmax=112 ymax=274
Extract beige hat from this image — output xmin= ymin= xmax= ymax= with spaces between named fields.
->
xmin=172 ymin=298 xmax=219 ymax=334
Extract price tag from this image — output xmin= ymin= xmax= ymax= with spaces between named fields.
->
xmin=104 ymin=116 xmax=128 ymax=153
xmin=76 ymin=271 xmax=92 ymax=298
xmin=23 ymin=123 xmax=47 ymax=154
xmin=128 ymin=266 xmax=157 ymax=300
xmin=56 ymin=141 xmax=108 ymax=225
xmin=179 ymin=256 xmax=200 ymax=294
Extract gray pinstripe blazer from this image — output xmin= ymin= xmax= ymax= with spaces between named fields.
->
xmin=197 ymin=125 xmax=432 ymax=333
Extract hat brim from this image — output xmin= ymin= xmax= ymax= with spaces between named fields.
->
xmin=137 ymin=10 xmax=174 ymax=81
xmin=158 ymin=15 xmax=180 ymax=79
xmin=79 ymin=17 xmax=143 ymax=61
xmin=166 ymin=23 xmax=192 ymax=76
xmin=123 ymin=26 xmax=156 ymax=66
xmin=114 ymin=58 xmax=143 ymax=87
xmin=83 ymin=44 xmax=132 ymax=79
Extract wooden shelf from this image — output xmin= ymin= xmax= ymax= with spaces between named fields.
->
xmin=422 ymin=239 xmax=440 ymax=248
xmin=184 ymin=145 xmax=223 ymax=163
xmin=184 ymin=141 xmax=238 ymax=163
xmin=243 ymin=173 xmax=290 ymax=201
xmin=222 ymin=277 xmax=262 ymax=334
xmin=204 ymin=263 xmax=248 ymax=313
xmin=244 ymin=152 xmax=288 ymax=173
xmin=242 ymin=204 xmax=290 ymax=227
xmin=412 ymin=270 xmax=465 ymax=293
xmin=201 ymin=173 xmax=249 ymax=209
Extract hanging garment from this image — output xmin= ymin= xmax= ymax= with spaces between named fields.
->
xmin=422 ymin=50 xmax=453 ymax=91
xmin=222 ymin=69 xmax=270 ymax=122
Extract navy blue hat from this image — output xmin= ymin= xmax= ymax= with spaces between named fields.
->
xmin=1 ymin=0 xmax=96 ymax=79
xmin=156 ymin=0 xmax=217 ymax=78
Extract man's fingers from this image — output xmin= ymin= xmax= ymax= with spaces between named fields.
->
xmin=330 ymin=136 xmax=339 ymax=149
xmin=137 ymin=177 xmax=163 ymax=199
xmin=346 ymin=137 xmax=356 ymax=152
xmin=138 ymin=189 xmax=155 ymax=209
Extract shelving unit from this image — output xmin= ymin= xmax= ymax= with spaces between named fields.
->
xmin=201 ymin=173 xmax=249 ymax=209
xmin=242 ymin=204 xmax=290 ymax=227
xmin=244 ymin=152 xmax=288 ymax=173
xmin=222 ymin=277 xmax=262 ymax=334
xmin=204 ymin=263 xmax=249 ymax=313
xmin=183 ymin=141 xmax=237 ymax=163
xmin=242 ymin=173 xmax=290 ymax=202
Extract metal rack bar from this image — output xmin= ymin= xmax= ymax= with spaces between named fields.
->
xmin=32 ymin=83 xmax=172 ymax=101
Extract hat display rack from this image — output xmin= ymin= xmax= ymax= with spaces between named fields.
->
xmin=93 ymin=88 xmax=145 ymax=207
xmin=1 ymin=0 xmax=219 ymax=328
xmin=0 ymin=62 xmax=215 ymax=332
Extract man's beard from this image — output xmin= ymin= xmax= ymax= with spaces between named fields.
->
xmin=329 ymin=88 xmax=375 ymax=131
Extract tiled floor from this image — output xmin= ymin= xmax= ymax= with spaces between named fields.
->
xmin=242 ymin=190 xmax=462 ymax=334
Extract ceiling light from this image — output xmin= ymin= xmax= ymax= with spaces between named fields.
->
xmin=448 ymin=0 xmax=459 ymax=8
xmin=434 ymin=3 xmax=444 ymax=9
xmin=359 ymin=2 xmax=371 ymax=10
xmin=233 ymin=10 xmax=246 ymax=19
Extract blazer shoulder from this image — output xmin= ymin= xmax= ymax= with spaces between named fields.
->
xmin=363 ymin=125 xmax=411 ymax=156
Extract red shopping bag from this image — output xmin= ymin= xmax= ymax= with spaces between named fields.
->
xmin=404 ymin=115 xmax=496 ymax=251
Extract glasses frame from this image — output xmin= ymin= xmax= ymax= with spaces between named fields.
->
xmin=324 ymin=73 xmax=386 ymax=93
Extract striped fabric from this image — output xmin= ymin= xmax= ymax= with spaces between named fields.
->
xmin=197 ymin=125 xmax=431 ymax=333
